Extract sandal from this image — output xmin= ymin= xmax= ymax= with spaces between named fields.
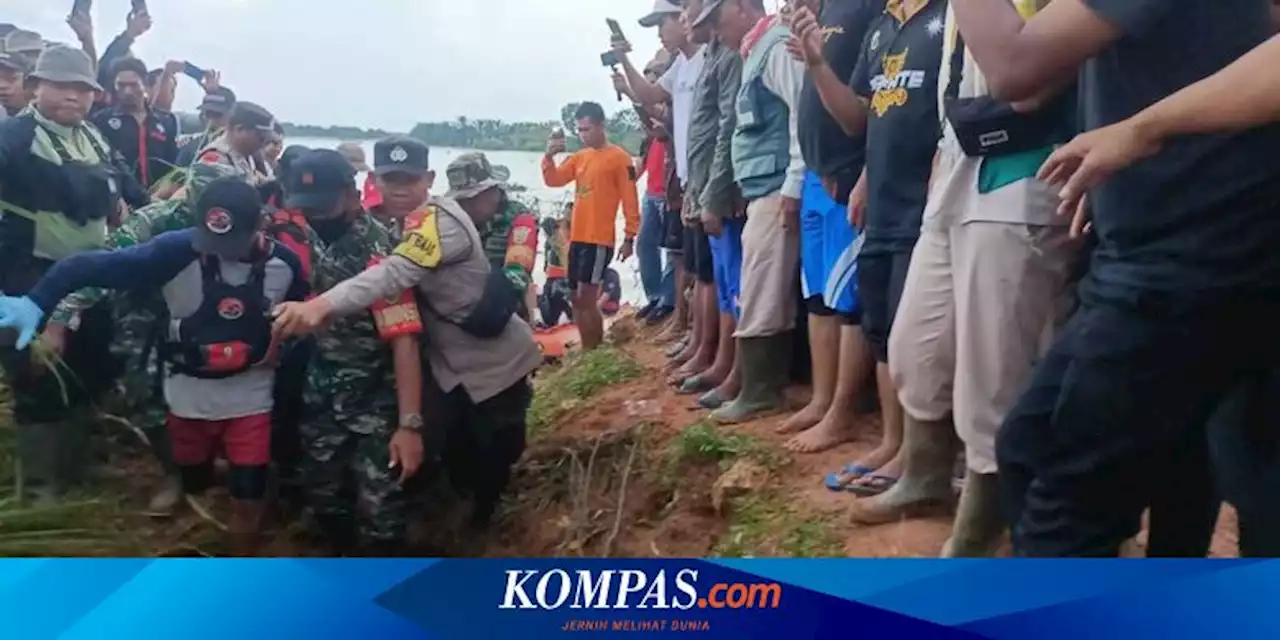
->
xmin=823 ymin=463 xmax=875 ymax=492
xmin=847 ymin=474 xmax=898 ymax=498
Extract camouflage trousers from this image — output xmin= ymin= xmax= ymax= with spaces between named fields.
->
xmin=301 ymin=412 xmax=415 ymax=545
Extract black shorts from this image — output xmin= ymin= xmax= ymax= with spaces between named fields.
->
xmin=682 ymin=227 xmax=715 ymax=284
xmin=857 ymin=248 xmax=913 ymax=363
xmin=568 ymin=242 xmax=614 ymax=286
xmin=662 ymin=201 xmax=685 ymax=251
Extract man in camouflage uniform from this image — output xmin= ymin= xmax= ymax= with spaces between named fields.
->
xmin=445 ymin=153 xmax=539 ymax=318
xmin=51 ymin=162 xmax=248 ymax=515
xmin=285 ymin=149 xmax=426 ymax=555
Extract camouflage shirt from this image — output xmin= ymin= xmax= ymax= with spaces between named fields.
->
xmin=478 ymin=195 xmax=537 ymax=295
xmin=304 ymin=214 xmax=401 ymax=434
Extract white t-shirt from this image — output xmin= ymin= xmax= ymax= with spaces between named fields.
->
xmin=658 ymin=46 xmax=707 ymax=186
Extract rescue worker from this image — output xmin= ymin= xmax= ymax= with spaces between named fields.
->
xmin=175 ymin=87 xmax=236 ymax=167
xmin=91 ymin=57 xmax=180 ymax=189
xmin=284 ymin=149 xmax=426 ymax=555
xmin=0 ymin=45 xmax=149 ymax=501
xmin=538 ymin=207 xmax=573 ymax=327
xmin=444 ymin=152 xmax=539 ymax=320
xmin=0 ymin=176 xmax=310 ymax=556
xmin=273 ymin=135 xmax=542 ymax=534
xmin=50 ymin=162 xmax=249 ymax=516
xmin=0 ymin=51 xmax=27 ymax=118
xmin=196 ymin=101 xmax=276 ymax=183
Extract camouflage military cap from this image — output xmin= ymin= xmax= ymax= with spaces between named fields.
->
xmin=444 ymin=152 xmax=511 ymax=201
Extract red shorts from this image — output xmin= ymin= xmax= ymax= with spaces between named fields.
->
xmin=167 ymin=413 xmax=272 ymax=467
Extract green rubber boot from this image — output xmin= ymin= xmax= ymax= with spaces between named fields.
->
xmin=710 ymin=335 xmax=791 ymax=424
xmin=940 ymin=470 xmax=1004 ymax=557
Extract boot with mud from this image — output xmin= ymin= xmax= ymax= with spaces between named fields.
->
xmin=228 ymin=499 xmax=267 ymax=557
xmin=850 ymin=415 xmax=958 ymax=525
xmin=940 ymin=470 xmax=1004 ymax=557
xmin=710 ymin=335 xmax=791 ymax=425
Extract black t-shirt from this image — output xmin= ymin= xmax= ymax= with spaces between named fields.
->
xmin=1082 ymin=0 xmax=1280 ymax=302
xmin=798 ymin=0 xmax=884 ymax=182
xmin=90 ymin=106 xmax=180 ymax=189
xmin=850 ymin=0 xmax=946 ymax=252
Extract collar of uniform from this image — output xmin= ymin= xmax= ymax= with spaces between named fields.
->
xmin=886 ymin=0 xmax=933 ymax=24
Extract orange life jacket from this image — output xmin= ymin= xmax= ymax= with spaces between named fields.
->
xmin=266 ymin=206 xmax=313 ymax=283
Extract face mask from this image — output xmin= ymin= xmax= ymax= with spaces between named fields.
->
xmin=309 ymin=215 xmax=353 ymax=245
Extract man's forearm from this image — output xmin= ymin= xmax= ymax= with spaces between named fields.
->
xmin=951 ymin=0 xmax=1119 ymax=102
xmin=152 ymin=71 xmax=176 ymax=111
xmin=392 ymin=334 xmax=423 ymax=418
xmin=1131 ymin=33 xmax=1280 ymax=141
xmin=811 ymin=61 xmax=869 ymax=137
xmin=321 ymin=256 xmax=426 ymax=318
xmin=623 ymin=55 xmax=668 ymax=106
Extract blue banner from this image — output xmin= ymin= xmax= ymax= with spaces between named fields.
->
xmin=1 ymin=559 xmax=1276 ymax=639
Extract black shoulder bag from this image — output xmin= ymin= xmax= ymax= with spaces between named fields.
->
xmin=943 ymin=35 xmax=1074 ymax=157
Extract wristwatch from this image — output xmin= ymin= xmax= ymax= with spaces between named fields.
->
xmin=399 ymin=413 xmax=424 ymax=432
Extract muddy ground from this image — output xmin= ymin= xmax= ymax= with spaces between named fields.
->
xmin=70 ymin=314 xmax=1241 ymax=557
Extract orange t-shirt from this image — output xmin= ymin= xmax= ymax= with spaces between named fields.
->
xmin=541 ymin=145 xmax=640 ymax=248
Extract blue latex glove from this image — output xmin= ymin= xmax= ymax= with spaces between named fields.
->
xmin=0 ymin=296 xmax=45 ymax=350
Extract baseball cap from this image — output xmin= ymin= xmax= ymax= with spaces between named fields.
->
xmin=639 ymin=0 xmax=684 ymax=28
xmin=228 ymin=101 xmax=276 ymax=133
xmin=373 ymin=135 xmax=430 ymax=177
xmin=692 ymin=0 xmax=726 ymax=28
xmin=336 ymin=141 xmax=371 ymax=173
xmin=285 ymin=149 xmax=357 ymax=213
xmin=277 ymin=145 xmax=311 ymax=184
xmin=200 ymin=87 xmax=237 ymax=115
xmin=445 ymin=152 xmax=511 ymax=200
xmin=193 ymin=176 xmax=265 ymax=260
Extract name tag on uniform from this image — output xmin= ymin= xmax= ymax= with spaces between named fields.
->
xmin=393 ymin=209 xmax=443 ymax=268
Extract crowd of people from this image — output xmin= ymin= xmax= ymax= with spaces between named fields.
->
xmin=0 ymin=7 xmax=555 ymax=556
xmin=1 ymin=0 xmax=1280 ymax=559
xmin=554 ymin=0 xmax=1280 ymax=558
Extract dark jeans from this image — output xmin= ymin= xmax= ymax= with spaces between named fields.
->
xmin=998 ymin=293 xmax=1280 ymax=557
xmin=428 ymin=377 xmax=532 ymax=528
xmin=1207 ymin=369 xmax=1280 ymax=557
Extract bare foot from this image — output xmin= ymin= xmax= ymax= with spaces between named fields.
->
xmin=776 ymin=399 xmax=831 ymax=435
xmin=673 ymin=353 xmax=713 ymax=381
xmin=783 ymin=411 xmax=858 ymax=454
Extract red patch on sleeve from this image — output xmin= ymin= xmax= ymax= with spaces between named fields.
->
xmin=198 ymin=150 xmax=223 ymax=164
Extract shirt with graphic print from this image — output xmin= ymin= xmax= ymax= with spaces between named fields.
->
xmin=799 ymin=0 xmax=885 ymax=183
xmin=850 ymin=0 xmax=947 ymax=254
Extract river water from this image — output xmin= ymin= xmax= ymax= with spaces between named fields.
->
xmin=289 ymin=138 xmax=647 ymax=304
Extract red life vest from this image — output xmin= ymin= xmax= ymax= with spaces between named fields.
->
xmin=266 ymin=207 xmax=313 ymax=283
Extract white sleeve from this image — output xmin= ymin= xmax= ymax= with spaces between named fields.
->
xmin=657 ymin=59 xmax=679 ymax=95
xmin=761 ymin=45 xmax=807 ymax=200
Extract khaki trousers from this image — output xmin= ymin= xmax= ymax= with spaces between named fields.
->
xmin=889 ymin=152 xmax=1078 ymax=473
xmin=735 ymin=193 xmax=800 ymax=338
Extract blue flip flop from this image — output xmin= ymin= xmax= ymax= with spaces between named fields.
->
xmin=824 ymin=463 xmax=876 ymax=492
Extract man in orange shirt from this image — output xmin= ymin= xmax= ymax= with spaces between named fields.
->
xmin=542 ymin=102 xmax=641 ymax=350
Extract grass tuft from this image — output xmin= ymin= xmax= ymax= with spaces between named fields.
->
xmin=528 ymin=348 xmax=641 ymax=435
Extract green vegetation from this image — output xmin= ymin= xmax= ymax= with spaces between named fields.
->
xmin=670 ymin=421 xmax=758 ymax=468
xmin=410 ymin=104 xmax=647 ymax=155
xmin=280 ymin=122 xmax=393 ymax=140
xmin=528 ymin=348 xmax=642 ymax=435
xmin=712 ymin=493 xmax=844 ymax=559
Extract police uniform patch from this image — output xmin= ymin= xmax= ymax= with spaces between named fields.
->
xmin=512 ymin=226 xmax=531 ymax=246
xmin=393 ymin=209 xmax=443 ymax=268
xmin=108 ymin=117 xmax=122 ymax=130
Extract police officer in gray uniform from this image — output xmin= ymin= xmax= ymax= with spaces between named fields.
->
xmin=272 ymin=135 xmax=541 ymax=532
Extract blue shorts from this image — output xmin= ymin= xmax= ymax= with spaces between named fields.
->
xmin=708 ymin=217 xmax=745 ymax=317
xmin=800 ymin=172 xmax=861 ymax=316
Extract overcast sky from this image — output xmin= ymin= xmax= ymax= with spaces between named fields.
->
xmin=5 ymin=0 xmax=685 ymax=130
